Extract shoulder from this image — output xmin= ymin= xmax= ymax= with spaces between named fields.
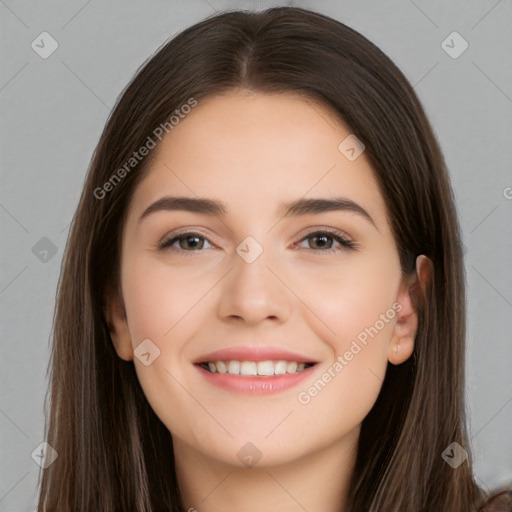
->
xmin=477 ymin=488 xmax=512 ymax=512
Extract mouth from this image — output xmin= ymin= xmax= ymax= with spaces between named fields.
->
xmin=198 ymin=360 xmax=316 ymax=376
xmin=195 ymin=361 xmax=317 ymax=394
xmin=193 ymin=347 xmax=319 ymax=394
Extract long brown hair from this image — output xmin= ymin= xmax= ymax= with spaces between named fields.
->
xmin=37 ymin=6 xmax=500 ymax=511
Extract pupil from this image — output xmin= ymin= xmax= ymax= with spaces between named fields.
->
xmin=184 ymin=235 xmax=201 ymax=249
xmin=313 ymin=235 xmax=331 ymax=249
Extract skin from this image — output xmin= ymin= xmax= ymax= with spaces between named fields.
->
xmin=108 ymin=90 xmax=429 ymax=512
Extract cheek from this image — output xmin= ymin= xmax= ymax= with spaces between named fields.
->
xmin=120 ymin=253 xmax=226 ymax=430
xmin=295 ymin=347 xmax=387 ymax=445
xmin=120 ymin=256 xmax=215 ymax=443
xmin=295 ymin=249 xmax=400 ymax=350
xmin=322 ymin=283 xmax=398 ymax=361
xmin=298 ymin=293 xmax=394 ymax=411
xmin=120 ymin=252 xmax=212 ymax=344
xmin=293 ymin=268 xmax=399 ymax=432
xmin=293 ymin=250 xmax=400 ymax=394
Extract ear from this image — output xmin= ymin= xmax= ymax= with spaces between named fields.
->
xmin=388 ymin=255 xmax=432 ymax=365
xmin=105 ymin=286 xmax=134 ymax=362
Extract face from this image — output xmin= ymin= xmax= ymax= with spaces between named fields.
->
xmin=109 ymin=90 xmax=419 ymax=469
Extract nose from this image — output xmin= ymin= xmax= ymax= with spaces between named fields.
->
xmin=216 ymin=243 xmax=293 ymax=326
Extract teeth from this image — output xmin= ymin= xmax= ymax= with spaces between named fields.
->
xmin=227 ymin=360 xmax=240 ymax=374
xmin=274 ymin=361 xmax=287 ymax=375
xmin=257 ymin=360 xmax=274 ymax=376
xmin=240 ymin=361 xmax=257 ymax=376
xmin=203 ymin=360 xmax=311 ymax=376
xmin=287 ymin=362 xmax=298 ymax=373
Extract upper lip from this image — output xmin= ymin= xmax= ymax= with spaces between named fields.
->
xmin=194 ymin=346 xmax=318 ymax=364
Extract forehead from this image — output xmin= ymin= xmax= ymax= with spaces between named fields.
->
xmin=128 ymin=91 xmax=388 ymax=227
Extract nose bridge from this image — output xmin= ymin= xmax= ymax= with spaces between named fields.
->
xmin=217 ymin=234 xmax=292 ymax=325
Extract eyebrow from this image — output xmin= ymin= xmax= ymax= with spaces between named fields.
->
xmin=139 ymin=196 xmax=377 ymax=229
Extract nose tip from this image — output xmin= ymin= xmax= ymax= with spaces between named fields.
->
xmin=216 ymin=244 xmax=293 ymax=326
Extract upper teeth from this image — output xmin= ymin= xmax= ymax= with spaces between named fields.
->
xmin=206 ymin=360 xmax=308 ymax=376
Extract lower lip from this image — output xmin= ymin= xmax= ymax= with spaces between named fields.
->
xmin=195 ymin=364 xmax=316 ymax=395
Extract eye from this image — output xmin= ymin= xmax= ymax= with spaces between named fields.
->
xmin=159 ymin=231 xmax=213 ymax=252
xmin=158 ymin=228 xmax=356 ymax=255
xmin=295 ymin=230 xmax=355 ymax=253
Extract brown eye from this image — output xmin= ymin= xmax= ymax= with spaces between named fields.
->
xmin=159 ymin=232 xmax=213 ymax=252
xmin=297 ymin=230 xmax=355 ymax=253
xmin=308 ymin=233 xmax=335 ymax=250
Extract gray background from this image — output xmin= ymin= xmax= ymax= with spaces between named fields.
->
xmin=1 ymin=0 xmax=511 ymax=510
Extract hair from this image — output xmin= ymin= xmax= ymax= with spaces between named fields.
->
xmin=36 ymin=6 xmax=509 ymax=512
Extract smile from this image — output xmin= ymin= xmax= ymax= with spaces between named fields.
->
xmin=194 ymin=346 xmax=319 ymax=394
xmin=200 ymin=360 xmax=315 ymax=376
xmin=195 ymin=361 xmax=318 ymax=394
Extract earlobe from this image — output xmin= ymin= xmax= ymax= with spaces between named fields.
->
xmin=388 ymin=295 xmax=416 ymax=365
xmin=105 ymin=289 xmax=134 ymax=362
xmin=388 ymin=255 xmax=432 ymax=365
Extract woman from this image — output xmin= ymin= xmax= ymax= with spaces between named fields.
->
xmin=36 ymin=6 xmax=510 ymax=511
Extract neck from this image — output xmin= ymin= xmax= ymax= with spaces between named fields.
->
xmin=173 ymin=428 xmax=359 ymax=512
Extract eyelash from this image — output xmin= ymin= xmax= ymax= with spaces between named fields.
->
xmin=158 ymin=228 xmax=356 ymax=255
